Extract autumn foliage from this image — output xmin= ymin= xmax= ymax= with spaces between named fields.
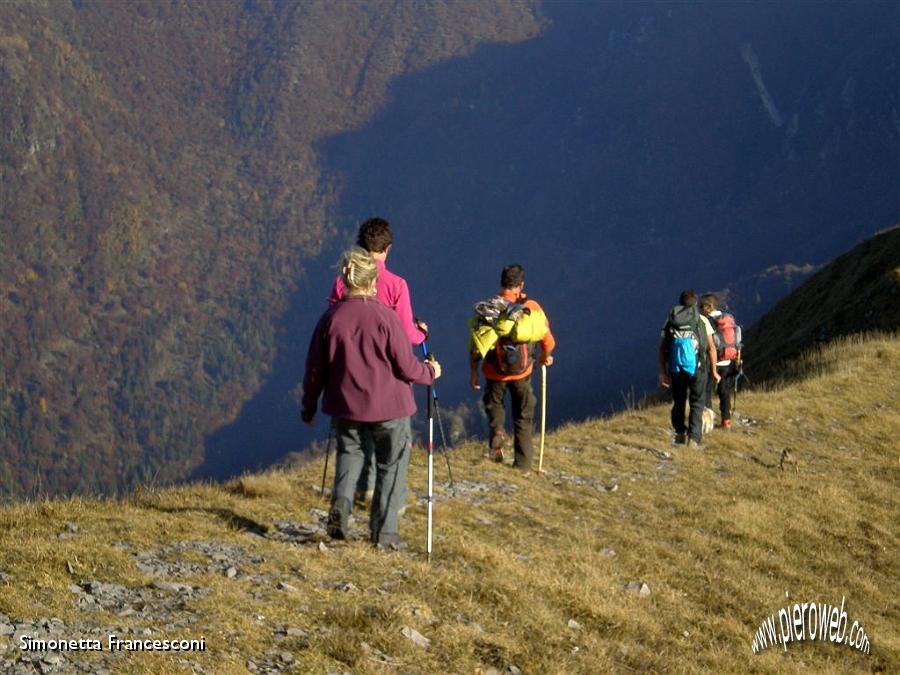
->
xmin=0 ymin=0 xmax=541 ymax=498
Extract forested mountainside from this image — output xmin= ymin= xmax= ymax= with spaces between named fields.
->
xmin=744 ymin=225 xmax=900 ymax=382
xmin=0 ymin=0 xmax=542 ymax=498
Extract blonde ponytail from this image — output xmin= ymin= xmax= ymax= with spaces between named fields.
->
xmin=340 ymin=246 xmax=378 ymax=294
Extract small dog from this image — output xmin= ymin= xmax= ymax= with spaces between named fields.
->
xmin=701 ymin=407 xmax=716 ymax=435
xmin=779 ymin=447 xmax=799 ymax=473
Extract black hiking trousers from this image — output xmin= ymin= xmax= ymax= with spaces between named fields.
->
xmin=483 ymin=376 xmax=536 ymax=470
xmin=671 ymin=369 xmax=708 ymax=443
xmin=706 ymin=362 xmax=738 ymax=421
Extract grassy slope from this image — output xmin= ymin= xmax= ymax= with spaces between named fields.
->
xmin=0 ymin=333 xmax=897 ymax=673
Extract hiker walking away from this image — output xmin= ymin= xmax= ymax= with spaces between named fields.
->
xmin=700 ymin=293 xmax=742 ymax=429
xmin=328 ymin=217 xmax=429 ymax=506
xmin=303 ymin=247 xmax=440 ymax=549
xmin=658 ymin=289 xmax=720 ymax=448
xmin=469 ymin=264 xmax=555 ymax=475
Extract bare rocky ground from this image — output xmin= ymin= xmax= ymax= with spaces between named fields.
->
xmin=0 ymin=517 xmax=334 ymax=674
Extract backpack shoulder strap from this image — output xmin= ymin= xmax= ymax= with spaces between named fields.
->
xmin=694 ymin=310 xmax=709 ymax=368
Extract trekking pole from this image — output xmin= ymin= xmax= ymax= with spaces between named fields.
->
xmin=426 ymin=381 xmax=434 ymax=563
xmin=537 ymin=364 xmax=548 ymax=475
xmin=319 ymin=423 xmax=335 ymax=502
xmin=734 ymin=363 xmax=749 ymax=411
xmin=421 ymin=341 xmax=454 ymax=487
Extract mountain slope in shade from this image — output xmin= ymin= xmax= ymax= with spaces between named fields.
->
xmin=320 ymin=0 xmax=899 ymax=429
xmin=203 ymin=1 xmax=899 ymax=482
xmin=743 ymin=225 xmax=900 ymax=382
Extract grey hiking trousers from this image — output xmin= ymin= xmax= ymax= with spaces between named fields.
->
xmin=332 ymin=417 xmax=412 ymax=545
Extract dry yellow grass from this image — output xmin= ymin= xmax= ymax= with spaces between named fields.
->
xmin=0 ymin=334 xmax=897 ymax=673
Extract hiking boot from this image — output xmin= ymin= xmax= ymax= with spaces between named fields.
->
xmin=374 ymin=533 xmax=407 ymax=552
xmin=513 ymin=460 xmax=532 ymax=477
xmin=686 ymin=438 xmax=705 ymax=450
xmin=489 ymin=432 xmax=508 ymax=463
xmin=721 ymin=418 xmax=733 ymax=430
xmin=327 ymin=497 xmax=351 ymax=540
xmin=674 ymin=432 xmax=686 ymax=445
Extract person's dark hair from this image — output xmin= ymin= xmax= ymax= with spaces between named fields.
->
xmin=357 ymin=217 xmax=392 ymax=254
xmin=679 ymin=289 xmax=698 ymax=306
xmin=501 ymin=264 xmax=525 ymax=290
xmin=700 ymin=293 xmax=718 ymax=310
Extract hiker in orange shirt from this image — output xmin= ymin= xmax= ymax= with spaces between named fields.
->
xmin=469 ymin=264 xmax=555 ymax=475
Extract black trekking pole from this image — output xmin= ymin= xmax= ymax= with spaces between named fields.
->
xmin=734 ymin=362 xmax=749 ymax=411
xmin=319 ymin=423 xmax=335 ymax=502
xmin=421 ymin=340 xmax=454 ymax=487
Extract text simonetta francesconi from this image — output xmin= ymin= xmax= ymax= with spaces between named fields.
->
xmin=20 ymin=634 xmax=206 ymax=652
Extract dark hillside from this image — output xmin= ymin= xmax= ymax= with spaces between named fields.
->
xmin=203 ymin=0 xmax=900 ymax=480
xmin=322 ymin=0 xmax=900 ymax=426
xmin=0 ymin=1 xmax=541 ymax=498
xmin=743 ymin=225 xmax=900 ymax=382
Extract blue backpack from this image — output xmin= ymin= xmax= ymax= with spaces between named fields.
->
xmin=664 ymin=304 xmax=706 ymax=376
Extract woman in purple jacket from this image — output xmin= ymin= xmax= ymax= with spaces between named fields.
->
xmin=328 ymin=217 xmax=428 ymax=505
xmin=302 ymin=247 xmax=441 ymax=549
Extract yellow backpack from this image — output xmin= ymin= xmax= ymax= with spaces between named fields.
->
xmin=468 ymin=298 xmax=547 ymax=359
xmin=510 ymin=308 xmax=547 ymax=342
